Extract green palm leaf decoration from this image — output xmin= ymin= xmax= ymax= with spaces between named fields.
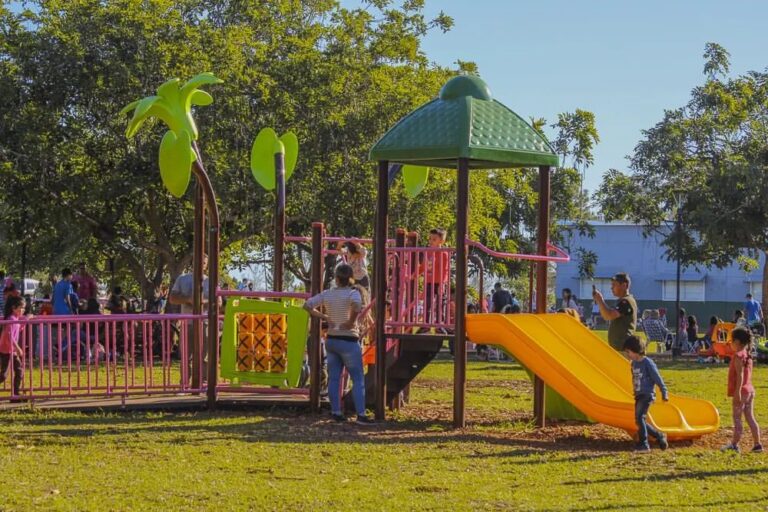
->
xmin=250 ymin=127 xmax=299 ymax=190
xmin=120 ymin=72 xmax=223 ymax=197
xmin=402 ymin=164 xmax=429 ymax=198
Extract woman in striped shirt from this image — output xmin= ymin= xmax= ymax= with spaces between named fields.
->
xmin=304 ymin=264 xmax=374 ymax=425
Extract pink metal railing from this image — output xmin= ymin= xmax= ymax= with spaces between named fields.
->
xmin=465 ymin=239 xmax=571 ymax=263
xmin=0 ymin=314 xmax=204 ymax=402
xmin=386 ymin=246 xmax=455 ymax=331
xmin=383 ymin=240 xmax=570 ymax=331
xmin=0 ymin=236 xmax=570 ymax=403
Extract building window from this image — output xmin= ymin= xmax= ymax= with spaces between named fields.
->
xmin=662 ymin=280 xmax=705 ymax=302
xmin=749 ymin=282 xmax=763 ymax=302
xmin=580 ymin=278 xmax=613 ymax=300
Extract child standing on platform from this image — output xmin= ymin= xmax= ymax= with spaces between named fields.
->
xmin=0 ymin=296 xmax=31 ymax=401
xmin=422 ymin=228 xmax=449 ymax=324
xmin=722 ymin=328 xmax=762 ymax=453
xmin=623 ymin=335 xmax=669 ymax=453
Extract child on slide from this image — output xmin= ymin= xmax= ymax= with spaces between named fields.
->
xmin=623 ymin=335 xmax=669 ymax=453
xmin=721 ymin=328 xmax=763 ymax=453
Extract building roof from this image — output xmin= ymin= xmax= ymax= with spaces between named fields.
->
xmin=369 ymin=75 xmax=559 ymax=169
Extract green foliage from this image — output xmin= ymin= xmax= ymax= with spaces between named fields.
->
xmin=0 ymin=0 xmax=584 ymax=295
xmin=595 ymin=43 xmax=768 ymax=300
xmin=552 ymin=109 xmax=600 ymax=170
xmin=703 ymin=41 xmax=731 ymax=79
xmin=575 ymin=247 xmax=598 ymax=279
xmin=0 ymin=0 xmax=458 ymax=292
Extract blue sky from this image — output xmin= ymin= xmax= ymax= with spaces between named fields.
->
xmin=374 ymin=0 xmax=768 ymax=194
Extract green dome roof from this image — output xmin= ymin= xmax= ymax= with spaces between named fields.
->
xmin=370 ymin=75 xmax=558 ymax=169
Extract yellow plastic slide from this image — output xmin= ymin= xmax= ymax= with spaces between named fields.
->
xmin=466 ymin=313 xmax=720 ymax=439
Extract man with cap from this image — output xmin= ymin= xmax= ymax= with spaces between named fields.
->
xmin=591 ymin=272 xmax=637 ymax=351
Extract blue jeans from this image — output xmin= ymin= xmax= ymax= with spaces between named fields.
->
xmin=635 ymin=394 xmax=663 ymax=447
xmin=326 ymin=338 xmax=366 ymax=416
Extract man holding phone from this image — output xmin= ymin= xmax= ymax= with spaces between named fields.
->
xmin=591 ymin=273 xmax=637 ymax=351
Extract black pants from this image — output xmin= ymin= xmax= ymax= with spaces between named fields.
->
xmin=0 ymin=353 xmax=23 ymax=396
xmin=425 ymin=283 xmax=445 ymax=324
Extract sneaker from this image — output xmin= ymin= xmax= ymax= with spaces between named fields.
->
xmin=752 ymin=444 xmax=764 ymax=453
xmin=633 ymin=444 xmax=651 ymax=453
xmin=330 ymin=414 xmax=347 ymax=423
xmin=720 ymin=443 xmax=740 ymax=453
xmin=356 ymin=415 xmax=375 ymax=426
xmin=658 ymin=433 xmax=669 ymax=451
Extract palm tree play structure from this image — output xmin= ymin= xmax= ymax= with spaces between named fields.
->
xmin=122 ymin=73 xmax=720 ymax=440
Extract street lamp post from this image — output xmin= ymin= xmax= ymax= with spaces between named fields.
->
xmin=673 ymin=191 xmax=685 ymax=357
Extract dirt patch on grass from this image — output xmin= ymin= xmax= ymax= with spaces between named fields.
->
xmin=413 ymin=379 xmax=531 ymax=391
xmin=226 ymin=404 xmax=730 ymax=455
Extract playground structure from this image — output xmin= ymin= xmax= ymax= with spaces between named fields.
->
xmin=1 ymin=74 xmax=720 ymax=440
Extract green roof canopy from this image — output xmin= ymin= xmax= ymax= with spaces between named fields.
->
xmin=369 ymin=75 xmax=559 ymax=169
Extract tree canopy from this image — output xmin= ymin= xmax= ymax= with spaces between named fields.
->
xmin=595 ymin=42 xmax=768 ymax=301
xmin=0 ymin=0 xmax=584 ymax=297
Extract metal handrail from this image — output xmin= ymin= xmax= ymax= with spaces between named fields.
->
xmin=465 ymin=239 xmax=570 ymax=263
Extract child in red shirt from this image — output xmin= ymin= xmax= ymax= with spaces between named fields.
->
xmin=722 ymin=328 xmax=762 ymax=453
xmin=421 ymin=228 xmax=449 ymax=324
xmin=0 ymin=296 xmax=31 ymax=401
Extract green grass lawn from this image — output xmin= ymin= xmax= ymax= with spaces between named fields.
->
xmin=1 ymin=357 xmax=767 ymax=511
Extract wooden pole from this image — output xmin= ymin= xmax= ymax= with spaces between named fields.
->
xmin=407 ymin=231 xmax=419 ymax=324
xmin=309 ymin=222 xmax=324 ymax=413
xmin=191 ymin=182 xmax=204 ymax=390
xmin=528 ymin=262 xmax=535 ymax=313
xmin=274 ymin=151 xmax=286 ymax=292
xmin=191 ymin=142 xmax=220 ymax=410
xmin=389 ymin=228 xmax=406 ymax=410
xmin=469 ymin=254 xmax=485 ymax=312
xmin=453 ymin=158 xmax=470 ymax=428
xmin=534 ymin=165 xmax=552 ymax=428
xmin=374 ymin=160 xmax=389 ymax=420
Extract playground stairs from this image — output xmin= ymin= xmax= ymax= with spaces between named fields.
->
xmin=346 ymin=333 xmax=448 ymax=411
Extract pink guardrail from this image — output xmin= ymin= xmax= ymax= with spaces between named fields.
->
xmin=0 ymin=314 xmax=205 ymax=402
xmin=465 ymin=239 xmax=570 ymax=263
xmin=386 ymin=246 xmax=455 ymax=331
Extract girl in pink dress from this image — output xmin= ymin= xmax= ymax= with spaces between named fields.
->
xmin=0 ymin=296 xmax=31 ymax=401
xmin=722 ymin=328 xmax=762 ymax=452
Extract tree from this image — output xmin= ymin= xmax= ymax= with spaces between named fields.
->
xmin=595 ymin=42 xmax=768 ymax=303
xmin=0 ymin=0 xmax=457 ymax=298
xmin=551 ymin=109 xmax=600 ymax=214
xmin=0 ymin=0 xmax=584 ymax=299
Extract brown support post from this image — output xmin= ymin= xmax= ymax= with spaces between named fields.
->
xmin=374 ymin=160 xmax=389 ymax=420
xmin=469 ymin=254 xmax=485 ymax=312
xmin=191 ymin=142 xmax=221 ymax=410
xmin=274 ymin=151 xmax=286 ymax=292
xmin=453 ymin=158 xmax=470 ymax=429
xmin=534 ymin=165 xmax=552 ymax=428
xmin=393 ymin=229 xmax=406 ymax=323
xmin=191 ymin=183 xmax=204 ymax=390
xmin=528 ymin=262 xmax=535 ymax=313
xmin=389 ymin=228 xmax=406 ymax=410
xmin=309 ymin=222 xmax=324 ymax=413
xmin=406 ymin=231 xmax=419 ymax=324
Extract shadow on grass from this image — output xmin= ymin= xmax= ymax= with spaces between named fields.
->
xmin=563 ymin=466 xmax=768 ymax=486
xmin=540 ymin=495 xmax=767 ymax=512
xmin=3 ymin=408 xmax=639 ymax=456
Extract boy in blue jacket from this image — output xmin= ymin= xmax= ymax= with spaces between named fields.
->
xmin=623 ymin=335 xmax=670 ymax=453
